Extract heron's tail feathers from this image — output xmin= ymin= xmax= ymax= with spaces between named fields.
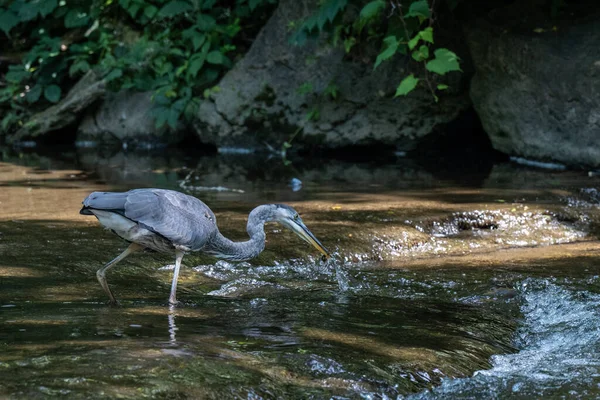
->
xmin=80 ymin=191 xmax=129 ymax=215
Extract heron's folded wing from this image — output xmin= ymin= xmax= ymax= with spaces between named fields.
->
xmin=82 ymin=191 xmax=129 ymax=212
xmin=123 ymin=189 xmax=212 ymax=250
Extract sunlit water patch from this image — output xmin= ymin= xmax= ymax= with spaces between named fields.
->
xmin=409 ymin=209 xmax=587 ymax=248
xmin=2 ymin=152 xmax=600 ymax=398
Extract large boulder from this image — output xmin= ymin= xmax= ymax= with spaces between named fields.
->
xmin=194 ymin=0 xmax=470 ymax=150
xmin=78 ymin=91 xmax=186 ymax=146
xmin=467 ymin=13 xmax=600 ymax=167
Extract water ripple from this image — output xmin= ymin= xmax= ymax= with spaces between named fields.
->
xmin=410 ymin=279 xmax=600 ymax=399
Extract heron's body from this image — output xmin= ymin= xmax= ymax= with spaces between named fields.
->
xmin=81 ymin=189 xmax=217 ymax=252
xmin=80 ymin=188 xmax=329 ymax=305
xmin=90 ymin=210 xmax=177 ymax=253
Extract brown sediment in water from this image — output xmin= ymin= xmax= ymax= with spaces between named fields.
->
xmin=1 ymin=158 xmax=600 ymax=398
xmin=1 ymin=161 xmax=599 ymax=266
xmin=0 ymin=162 xmax=105 ymax=222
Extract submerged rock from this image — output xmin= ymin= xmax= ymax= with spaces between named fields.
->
xmin=194 ymin=0 xmax=469 ymax=150
xmin=466 ymin=5 xmax=600 ymax=167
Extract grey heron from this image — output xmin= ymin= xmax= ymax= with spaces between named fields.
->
xmin=80 ymin=188 xmax=330 ymax=305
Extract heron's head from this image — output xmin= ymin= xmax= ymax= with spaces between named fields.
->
xmin=270 ymin=204 xmax=330 ymax=260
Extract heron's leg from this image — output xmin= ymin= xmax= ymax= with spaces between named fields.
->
xmin=97 ymin=243 xmax=143 ymax=305
xmin=168 ymin=250 xmax=185 ymax=306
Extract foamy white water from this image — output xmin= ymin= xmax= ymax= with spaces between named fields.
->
xmin=410 ymin=279 xmax=600 ymax=399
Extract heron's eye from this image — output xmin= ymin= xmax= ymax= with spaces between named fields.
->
xmin=294 ymin=214 xmax=299 ymax=220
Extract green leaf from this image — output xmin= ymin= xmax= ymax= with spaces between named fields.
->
xmin=201 ymin=0 xmax=217 ymax=9
xmin=154 ymin=106 xmax=169 ymax=128
xmin=5 ymin=67 xmax=29 ymax=83
xmin=420 ymin=27 xmax=433 ymax=43
xmin=192 ymin=34 xmax=206 ymax=51
xmin=321 ymin=0 xmax=347 ymax=26
xmin=324 ymin=82 xmax=339 ymax=99
xmin=0 ymin=9 xmax=19 ymax=34
xmin=249 ymin=0 xmax=262 ymax=11
xmin=69 ymin=60 xmax=90 ymax=76
xmin=394 ymin=74 xmax=419 ymax=97
xmin=374 ymin=36 xmax=398 ymax=70
xmin=408 ymin=35 xmax=420 ymax=50
xmin=0 ymin=88 xmax=12 ymax=102
xmin=297 ymin=82 xmax=313 ymax=95
xmin=206 ymin=50 xmax=224 ymax=65
xmin=306 ymin=108 xmax=320 ymax=121
xmin=44 ymin=85 xmax=62 ymax=103
xmin=167 ymin=107 xmax=180 ymax=129
xmin=172 ymin=98 xmax=187 ymax=112
xmin=411 ymin=44 xmax=429 ymax=62
xmin=360 ymin=0 xmax=385 ymax=20
xmin=17 ymin=4 xmax=38 ymax=21
xmin=169 ymin=48 xmax=186 ymax=57
xmin=25 ymin=85 xmax=42 ymax=103
xmin=187 ymin=53 xmax=206 ymax=78
xmin=196 ymin=14 xmax=216 ymax=31
xmin=197 ymin=68 xmax=219 ymax=86
xmin=437 ymin=84 xmax=449 ymax=90
xmin=39 ymin=0 xmax=58 ymax=18
xmin=127 ymin=3 xmax=141 ymax=18
xmin=408 ymin=27 xmax=434 ymax=50
xmin=425 ymin=48 xmax=461 ymax=75
xmin=158 ymin=0 xmax=192 ymax=18
xmin=343 ymin=37 xmax=356 ymax=53
xmin=1 ymin=114 xmax=12 ymax=131
xmin=105 ymin=68 xmax=123 ymax=82
xmin=405 ymin=0 xmax=430 ymax=21
xmin=144 ymin=5 xmax=158 ymax=19
xmin=64 ymin=9 xmax=90 ymax=28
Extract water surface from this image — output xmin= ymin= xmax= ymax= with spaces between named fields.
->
xmin=1 ymin=148 xmax=600 ymax=398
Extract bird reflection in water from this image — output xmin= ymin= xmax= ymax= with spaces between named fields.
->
xmin=168 ymin=306 xmax=178 ymax=345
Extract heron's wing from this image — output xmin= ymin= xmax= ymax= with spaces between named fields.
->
xmin=123 ymin=189 xmax=216 ymax=250
xmin=81 ymin=191 xmax=129 ymax=215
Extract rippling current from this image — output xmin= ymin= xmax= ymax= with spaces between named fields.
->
xmin=412 ymin=279 xmax=600 ymax=399
xmin=1 ymin=148 xmax=600 ymax=398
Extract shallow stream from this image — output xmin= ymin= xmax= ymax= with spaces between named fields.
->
xmin=1 ymin=148 xmax=600 ymax=398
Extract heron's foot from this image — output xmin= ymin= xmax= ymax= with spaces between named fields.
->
xmin=107 ymin=299 xmax=120 ymax=307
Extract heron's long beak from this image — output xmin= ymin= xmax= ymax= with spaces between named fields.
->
xmin=288 ymin=219 xmax=330 ymax=260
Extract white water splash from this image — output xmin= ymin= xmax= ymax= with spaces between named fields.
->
xmin=409 ymin=279 xmax=600 ymax=399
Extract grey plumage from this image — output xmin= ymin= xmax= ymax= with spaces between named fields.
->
xmin=80 ymin=188 xmax=330 ymax=305
xmin=82 ymin=189 xmax=216 ymax=251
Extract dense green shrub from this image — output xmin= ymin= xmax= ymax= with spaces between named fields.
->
xmin=0 ymin=0 xmax=275 ymax=136
xmin=0 ymin=0 xmax=571 ymax=140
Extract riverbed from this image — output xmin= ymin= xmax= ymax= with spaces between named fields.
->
xmin=1 ymin=148 xmax=600 ymax=398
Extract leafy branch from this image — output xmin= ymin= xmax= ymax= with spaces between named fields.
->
xmin=292 ymin=0 xmax=462 ymax=101
xmin=0 ymin=0 xmax=276 ymax=136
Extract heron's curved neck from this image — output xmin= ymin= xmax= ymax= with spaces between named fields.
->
xmin=206 ymin=206 xmax=270 ymax=261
